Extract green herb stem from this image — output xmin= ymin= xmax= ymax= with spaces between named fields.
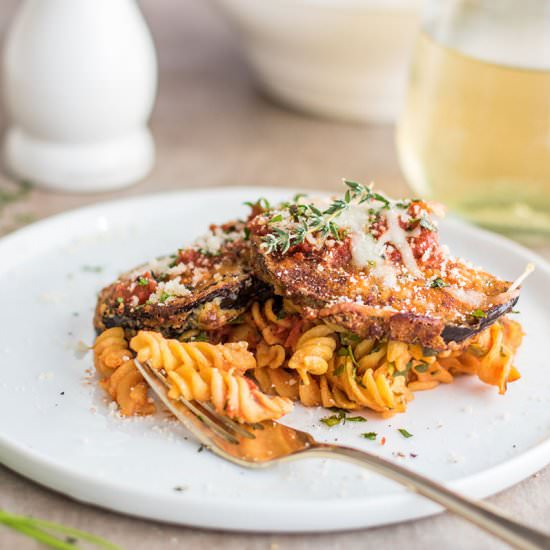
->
xmin=346 ymin=416 xmax=367 ymax=423
xmin=0 ymin=509 xmax=121 ymax=550
xmin=262 ymin=180 xmax=395 ymax=254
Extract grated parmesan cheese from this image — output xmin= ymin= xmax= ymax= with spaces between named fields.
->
xmin=335 ymin=199 xmax=426 ymax=286
xmin=444 ymin=287 xmax=485 ymax=308
xmin=148 ymin=276 xmax=192 ymax=304
xmin=193 ymin=227 xmax=241 ymax=255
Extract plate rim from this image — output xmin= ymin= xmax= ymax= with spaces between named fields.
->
xmin=1 ymin=186 xmax=549 ymax=532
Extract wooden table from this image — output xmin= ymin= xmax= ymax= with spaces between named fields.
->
xmin=0 ymin=1 xmax=548 ymax=548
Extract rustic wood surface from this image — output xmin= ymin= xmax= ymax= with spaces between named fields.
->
xmin=0 ymin=1 xmax=548 ymax=548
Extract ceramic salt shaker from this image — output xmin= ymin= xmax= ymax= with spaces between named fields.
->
xmin=2 ymin=0 xmax=158 ymax=192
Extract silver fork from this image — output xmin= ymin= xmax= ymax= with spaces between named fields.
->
xmin=134 ymin=359 xmax=550 ymax=550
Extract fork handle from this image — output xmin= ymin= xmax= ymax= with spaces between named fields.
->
xmin=308 ymin=444 xmax=549 ymax=550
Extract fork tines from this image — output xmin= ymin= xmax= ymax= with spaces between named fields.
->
xmin=134 ymin=359 xmax=255 ymax=444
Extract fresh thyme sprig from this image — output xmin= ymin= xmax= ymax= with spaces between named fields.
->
xmin=0 ymin=508 xmax=121 ymax=550
xmin=262 ymin=180 xmax=394 ymax=254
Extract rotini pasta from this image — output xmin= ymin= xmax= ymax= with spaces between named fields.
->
xmin=229 ymin=298 xmax=296 ymax=370
xmin=256 ymin=340 xmax=286 ymax=369
xmin=287 ymin=325 xmax=337 ymax=382
xmin=130 ymin=331 xmax=292 ymax=423
xmin=93 ymin=328 xmax=155 ymax=416
xmin=250 ymin=299 xmax=292 ymax=346
xmin=248 ymin=313 xmax=522 ymax=417
xmin=439 ymin=319 xmax=522 ymax=394
xmin=93 ymin=306 xmax=523 ymax=421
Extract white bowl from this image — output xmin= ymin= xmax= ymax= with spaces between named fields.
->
xmin=212 ymin=0 xmax=421 ymax=123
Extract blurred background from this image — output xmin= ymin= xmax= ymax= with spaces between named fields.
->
xmin=1 ymin=0 xmax=549 ymax=243
xmin=0 ymin=0 xmax=414 ymax=236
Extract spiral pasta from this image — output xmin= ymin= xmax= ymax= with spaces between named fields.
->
xmin=256 ymin=340 xmax=286 ymax=369
xmin=93 ymin=328 xmax=155 ymax=416
xmin=250 ymin=299 xmax=292 ymax=345
xmin=287 ymin=325 xmax=337 ymax=382
xmin=253 ymin=366 xmax=300 ymax=400
xmin=251 ymin=316 xmax=522 ymax=416
xmin=93 ymin=303 xmax=523 ymax=421
xmin=228 ymin=298 xmax=298 ymax=369
xmin=130 ymin=331 xmax=292 ymax=423
xmin=439 ymin=319 xmax=522 ymax=394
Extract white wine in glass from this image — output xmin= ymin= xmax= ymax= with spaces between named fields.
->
xmin=397 ymin=1 xmax=550 ymax=239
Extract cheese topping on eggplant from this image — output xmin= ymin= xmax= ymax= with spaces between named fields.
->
xmin=335 ymin=200 xmax=427 ymax=284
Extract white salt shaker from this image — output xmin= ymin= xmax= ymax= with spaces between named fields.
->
xmin=2 ymin=0 xmax=157 ymax=192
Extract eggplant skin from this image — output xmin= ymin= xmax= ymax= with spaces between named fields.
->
xmin=247 ymin=221 xmax=520 ymax=350
xmin=94 ymin=275 xmax=271 ymax=338
xmin=441 ymin=296 xmax=519 ymax=344
xmin=306 ymin=296 xmax=518 ymax=351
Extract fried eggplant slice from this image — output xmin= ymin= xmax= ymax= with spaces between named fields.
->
xmin=94 ymin=220 xmax=271 ymax=337
xmin=248 ymin=183 xmax=521 ymax=350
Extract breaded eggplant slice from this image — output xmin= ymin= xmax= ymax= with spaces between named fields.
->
xmin=94 ymin=220 xmax=270 ymax=337
xmin=248 ymin=184 xmax=521 ymax=351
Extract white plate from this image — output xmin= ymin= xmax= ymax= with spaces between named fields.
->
xmin=0 ymin=187 xmax=549 ymax=533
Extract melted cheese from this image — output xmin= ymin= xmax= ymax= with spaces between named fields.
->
xmin=378 ymin=209 xmax=423 ymax=278
xmin=335 ymin=203 xmax=423 ymax=282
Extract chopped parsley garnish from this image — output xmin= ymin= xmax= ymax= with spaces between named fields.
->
xmin=471 ymin=309 xmax=487 ymax=319
xmin=429 ymin=277 xmax=449 ymax=289
xmin=393 ymin=359 xmax=414 ymax=378
xmin=333 ymin=363 xmax=345 ymax=376
xmin=188 ymin=331 xmax=209 ymax=342
xmin=137 ymin=277 xmax=149 ymax=286
xmin=339 ymin=332 xmax=361 ymax=346
xmin=320 ymin=408 xmax=366 ymax=426
xmin=116 ymin=297 xmax=124 ymax=304
xmin=361 ymin=432 xmax=377 ymax=440
xmin=159 ymin=292 xmax=170 ymax=303
xmin=414 ymin=361 xmax=429 ymax=373
xmin=371 ymin=341 xmax=384 ymax=353
xmin=338 ymin=345 xmax=360 ymax=368
xmin=398 ymin=428 xmax=414 ymax=438
xmin=346 ymin=416 xmax=367 ymax=423
xmin=320 ymin=413 xmax=345 ymax=427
